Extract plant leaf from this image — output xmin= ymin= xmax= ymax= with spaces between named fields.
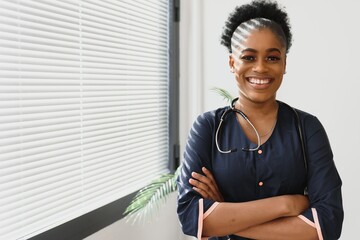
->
xmin=124 ymin=167 xmax=181 ymax=223
xmin=211 ymin=87 xmax=234 ymax=104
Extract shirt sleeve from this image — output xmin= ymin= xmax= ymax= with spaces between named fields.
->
xmin=177 ymin=112 xmax=219 ymax=239
xmin=298 ymin=115 xmax=344 ymax=240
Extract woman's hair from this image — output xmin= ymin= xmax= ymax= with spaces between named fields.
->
xmin=221 ymin=0 xmax=292 ymax=53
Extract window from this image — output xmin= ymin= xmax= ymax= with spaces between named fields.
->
xmin=0 ymin=0 xmax=179 ymax=239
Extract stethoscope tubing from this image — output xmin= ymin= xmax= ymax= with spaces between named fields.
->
xmin=215 ymin=98 xmax=307 ymax=174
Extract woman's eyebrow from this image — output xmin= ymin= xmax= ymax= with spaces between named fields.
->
xmin=241 ymin=48 xmax=282 ymax=53
xmin=241 ymin=48 xmax=257 ymax=53
xmin=266 ymin=48 xmax=281 ymax=53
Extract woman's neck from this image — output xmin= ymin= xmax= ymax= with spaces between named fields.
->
xmin=235 ymin=96 xmax=279 ymax=145
xmin=236 ymin=97 xmax=278 ymax=118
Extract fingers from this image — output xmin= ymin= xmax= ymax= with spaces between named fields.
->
xmin=191 ymin=181 xmax=219 ymax=201
xmin=192 ymin=186 xmax=210 ymax=199
xmin=202 ymin=167 xmax=222 ymax=193
xmin=191 ymin=171 xmax=217 ymax=196
xmin=189 ymin=168 xmax=224 ymax=202
xmin=189 ymin=177 xmax=213 ymax=197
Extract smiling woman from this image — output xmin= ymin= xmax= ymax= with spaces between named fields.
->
xmin=176 ymin=1 xmax=343 ymax=240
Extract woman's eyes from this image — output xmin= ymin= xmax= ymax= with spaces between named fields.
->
xmin=240 ymin=56 xmax=255 ymax=61
xmin=240 ymin=55 xmax=281 ymax=62
xmin=267 ymin=56 xmax=281 ymax=61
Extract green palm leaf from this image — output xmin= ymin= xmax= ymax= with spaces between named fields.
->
xmin=124 ymin=167 xmax=180 ymax=223
xmin=211 ymin=87 xmax=234 ymax=104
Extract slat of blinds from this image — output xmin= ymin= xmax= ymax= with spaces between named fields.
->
xmin=80 ymin=32 xmax=168 ymax=57
xmin=82 ymin=159 xmax=168 ymax=203
xmin=82 ymin=139 xmax=166 ymax=164
xmin=1 ymin=84 xmax=81 ymax=93
xmin=1 ymin=127 xmax=80 ymax=151
xmin=0 ymin=44 xmax=168 ymax=67
xmin=31 ymin=0 xmax=78 ymax=11
xmin=83 ymin=149 xmax=168 ymax=182
xmin=0 ymin=103 xmax=165 ymax=121
xmin=0 ymin=71 xmax=79 ymax=79
xmin=83 ymin=154 xmax=168 ymax=186
xmin=0 ymin=39 xmax=78 ymax=57
xmin=0 ymin=134 xmax=81 ymax=162
xmin=0 ymin=89 xmax=167 ymax=100
xmin=0 ymin=1 xmax=78 ymax=25
xmin=82 ymin=111 xmax=167 ymax=127
xmin=82 ymin=158 xmax=168 ymax=192
xmin=103 ymin=0 xmax=168 ymax=22
xmin=0 ymin=99 xmax=167 ymax=114
xmin=81 ymin=40 xmax=167 ymax=61
xmin=82 ymin=127 xmax=168 ymax=150
xmin=82 ymin=0 xmax=167 ymax=30
xmin=0 ymin=99 xmax=167 ymax=116
xmin=81 ymin=44 xmax=167 ymax=61
xmin=0 ymin=151 xmax=81 ymax=181
xmin=8 ymin=0 xmax=79 ymax=20
xmin=1 ymin=137 xmax=165 ymax=185
xmin=0 ymin=55 xmax=80 ymax=67
xmin=1 ymin=165 xmax=82 ymax=210
xmin=0 ymin=106 xmax=80 ymax=118
xmin=82 ymin=51 xmax=167 ymax=65
xmin=1 ymin=122 xmax=168 ymax=153
xmin=81 ymin=12 xmax=167 ymax=39
xmin=0 ymin=45 xmax=79 ymax=60
xmin=82 ymin=45 xmax=167 ymax=63
xmin=1 ymin=127 xmax=80 ymax=152
xmin=0 ymin=11 xmax=79 ymax=38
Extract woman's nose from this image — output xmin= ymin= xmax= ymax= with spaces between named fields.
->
xmin=252 ymin=60 xmax=268 ymax=73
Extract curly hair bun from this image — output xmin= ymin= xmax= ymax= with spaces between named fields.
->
xmin=221 ymin=0 xmax=292 ymax=53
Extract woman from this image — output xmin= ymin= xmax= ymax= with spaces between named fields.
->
xmin=176 ymin=1 xmax=343 ymax=239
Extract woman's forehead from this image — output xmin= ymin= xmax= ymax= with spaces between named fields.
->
xmin=231 ymin=28 xmax=286 ymax=55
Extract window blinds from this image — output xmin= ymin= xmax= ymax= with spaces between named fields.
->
xmin=0 ymin=0 xmax=170 ymax=239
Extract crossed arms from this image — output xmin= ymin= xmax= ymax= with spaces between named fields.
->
xmin=190 ymin=167 xmax=318 ymax=239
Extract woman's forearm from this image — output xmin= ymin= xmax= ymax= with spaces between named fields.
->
xmin=202 ymin=195 xmax=309 ymax=237
xmin=235 ymin=216 xmax=318 ymax=240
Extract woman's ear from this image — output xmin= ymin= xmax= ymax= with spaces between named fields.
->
xmin=283 ymin=55 xmax=287 ymax=74
xmin=229 ymin=54 xmax=235 ymax=73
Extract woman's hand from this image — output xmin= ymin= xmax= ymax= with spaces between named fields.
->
xmin=189 ymin=167 xmax=224 ymax=202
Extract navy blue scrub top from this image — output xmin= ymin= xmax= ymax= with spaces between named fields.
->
xmin=177 ymin=102 xmax=343 ymax=240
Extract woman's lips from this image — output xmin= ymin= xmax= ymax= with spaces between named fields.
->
xmin=246 ymin=77 xmax=273 ymax=89
xmin=247 ymin=77 xmax=271 ymax=84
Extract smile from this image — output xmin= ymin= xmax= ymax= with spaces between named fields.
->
xmin=247 ymin=77 xmax=272 ymax=85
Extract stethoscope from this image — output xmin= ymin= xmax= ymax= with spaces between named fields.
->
xmin=215 ymin=97 xmax=261 ymax=153
xmin=215 ymin=97 xmax=307 ymax=171
xmin=218 ymin=98 xmax=309 ymax=240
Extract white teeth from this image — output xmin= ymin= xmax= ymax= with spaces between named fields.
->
xmin=248 ymin=78 xmax=270 ymax=85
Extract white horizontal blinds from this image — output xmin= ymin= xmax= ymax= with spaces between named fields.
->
xmin=0 ymin=0 xmax=170 ymax=239
xmin=80 ymin=0 xmax=169 ymax=209
xmin=0 ymin=1 xmax=83 ymax=239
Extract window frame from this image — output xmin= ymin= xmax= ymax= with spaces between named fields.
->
xmin=25 ymin=0 xmax=180 ymax=239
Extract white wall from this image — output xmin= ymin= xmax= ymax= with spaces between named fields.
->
xmin=180 ymin=0 xmax=360 ymax=239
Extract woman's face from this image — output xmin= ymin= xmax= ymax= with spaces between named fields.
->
xmin=229 ymin=28 xmax=287 ymax=104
